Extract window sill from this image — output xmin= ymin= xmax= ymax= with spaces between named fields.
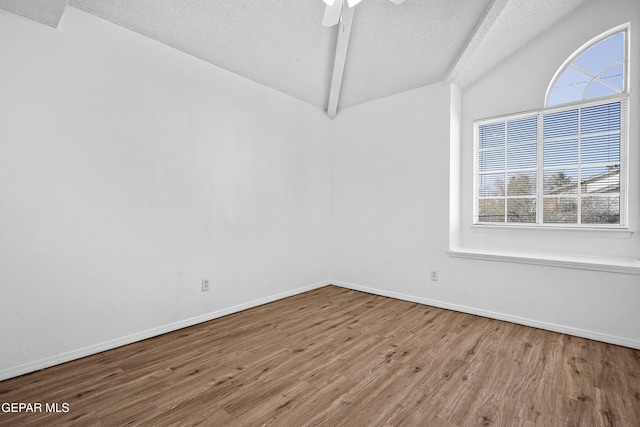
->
xmin=471 ymin=224 xmax=633 ymax=239
xmin=448 ymin=247 xmax=640 ymax=275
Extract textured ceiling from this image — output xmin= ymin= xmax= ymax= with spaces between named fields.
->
xmin=69 ymin=0 xmax=338 ymax=110
xmin=0 ymin=0 xmax=68 ymax=27
xmin=4 ymin=0 xmax=587 ymax=114
xmin=338 ymin=0 xmax=491 ymax=108
xmin=448 ymin=0 xmax=588 ymax=89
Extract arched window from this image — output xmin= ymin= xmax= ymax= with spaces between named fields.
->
xmin=546 ymin=27 xmax=628 ymax=106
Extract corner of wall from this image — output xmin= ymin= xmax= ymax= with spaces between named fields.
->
xmin=449 ymin=83 xmax=462 ymax=250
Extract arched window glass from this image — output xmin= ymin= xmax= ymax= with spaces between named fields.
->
xmin=546 ymin=30 xmax=626 ymax=107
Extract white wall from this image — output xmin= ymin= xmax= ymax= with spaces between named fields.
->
xmin=332 ymin=0 xmax=640 ymax=349
xmin=331 ymin=83 xmax=453 ymax=292
xmin=0 ymin=7 xmax=331 ymax=379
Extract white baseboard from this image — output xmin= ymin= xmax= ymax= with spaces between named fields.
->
xmin=332 ymin=280 xmax=640 ymax=350
xmin=0 ymin=280 xmax=331 ymax=382
xmin=4 ymin=278 xmax=636 ymax=382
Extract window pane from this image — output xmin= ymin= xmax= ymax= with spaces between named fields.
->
xmin=581 ymin=134 xmax=620 ymax=164
xmin=543 ymin=196 xmax=578 ymax=223
xmin=572 ymin=32 xmax=624 ymax=75
xmin=546 ymin=67 xmax=590 ymax=106
xmin=581 ymin=165 xmax=620 ymax=194
xmin=478 ymin=174 xmax=505 ymax=197
xmin=581 ymin=102 xmax=620 ymax=134
xmin=598 ymin=64 xmax=624 ymax=91
xmin=544 ymin=109 xmax=578 ymax=139
xmin=507 ymin=172 xmax=536 ymax=196
xmin=479 ymin=122 xmax=505 ymax=149
xmin=586 ymin=80 xmax=618 ymax=99
xmin=507 ymin=144 xmax=537 ymax=170
xmin=544 ymin=139 xmax=578 ymax=167
xmin=507 ymin=198 xmax=536 ymax=223
xmin=581 ymin=195 xmax=620 ymax=224
xmin=544 ymin=169 xmax=578 ymax=195
xmin=507 ymin=117 xmax=537 ymax=143
xmin=547 ymin=31 xmax=626 ymax=107
xmin=479 ymin=149 xmax=504 ymax=172
xmin=479 ymin=199 xmax=505 ymax=222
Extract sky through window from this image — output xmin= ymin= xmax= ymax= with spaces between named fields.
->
xmin=547 ymin=32 xmax=625 ymax=106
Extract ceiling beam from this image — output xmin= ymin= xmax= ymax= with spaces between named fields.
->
xmin=444 ymin=0 xmax=510 ymax=85
xmin=326 ymin=4 xmax=355 ymax=119
xmin=0 ymin=0 xmax=69 ymax=28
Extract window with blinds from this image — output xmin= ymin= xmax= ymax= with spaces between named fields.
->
xmin=543 ymin=101 xmax=624 ymax=225
xmin=477 ymin=114 xmax=538 ymax=224
xmin=474 ymin=26 xmax=628 ymax=228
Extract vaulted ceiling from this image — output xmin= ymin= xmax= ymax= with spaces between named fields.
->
xmin=1 ymin=0 xmax=587 ymax=116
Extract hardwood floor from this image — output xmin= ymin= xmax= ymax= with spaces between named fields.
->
xmin=1 ymin=285 xmax=639 ymax=426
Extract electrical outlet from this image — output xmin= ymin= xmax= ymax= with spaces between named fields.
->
xmin=430 ymin=270 xmax=439 ymax=281
xmin=201 ymin=278 xmax=210 ymax=292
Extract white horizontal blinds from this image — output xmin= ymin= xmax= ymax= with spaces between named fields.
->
xmin=506 ymin=117 xmax=537 ymax=223
xmin=477 ymin=115 xmax=537 ymax=223
xmin=543 ymin=109 xmax=579 ymax=223
xmin=478 ymin=122 xmax=506 ymax=222
xmin=476 ymin=98 xmax=625 ymax=226
xmin=542 ymin=100 xmax=623 ymax=225
xmin=580 ymin=101 xmax=623 ymax=224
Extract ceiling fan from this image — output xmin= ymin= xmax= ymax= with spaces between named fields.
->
xmin=322 ymin=0 xmax=405 ymax=27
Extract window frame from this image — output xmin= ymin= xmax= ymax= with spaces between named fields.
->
xmin=545 ymin=24 xmax=629 ymax=108
xmin=473 ymin=95 xmax=628 ymax=229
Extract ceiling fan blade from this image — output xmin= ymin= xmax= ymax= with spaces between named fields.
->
xmin=347 ymin=0 xmax=364 ymax=7
xmin=388 ymin=0 xmax=405 ymax=4
xmin=322 ymin=0 xmax=343 ymax=27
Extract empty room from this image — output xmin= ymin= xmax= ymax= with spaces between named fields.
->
xmin=1 ymin=0 xmax=639 ymax=425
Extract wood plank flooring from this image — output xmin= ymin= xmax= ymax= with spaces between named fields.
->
xmin=1 ymin=285 xmax=639 ymax=426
